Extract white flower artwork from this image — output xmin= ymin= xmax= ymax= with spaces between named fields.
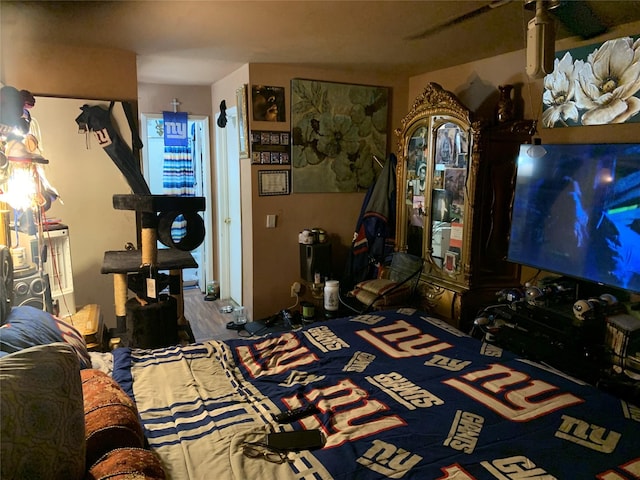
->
xmin=542 ymin=36 xmax=640 ymax=128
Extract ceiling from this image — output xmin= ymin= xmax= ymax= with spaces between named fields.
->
xmin=3 ymin=1 xmax=640 ymax=86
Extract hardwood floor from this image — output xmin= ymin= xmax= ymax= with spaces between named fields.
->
xmin=182 ymin=287 xmax=246 ymax=342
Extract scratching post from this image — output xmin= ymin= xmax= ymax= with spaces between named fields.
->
xmin=101 ymin=194 xmax=205 ymax=347
xmin=113 ymin=273 xmax=128 ymax=333
xmin=140 ymin=226 xmax=157 ymax=266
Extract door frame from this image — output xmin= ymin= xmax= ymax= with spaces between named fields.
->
xmin=139 ymin=113 xmax=214 ymax=289
xmin=214 ymin=106 xmax=242 ymax=303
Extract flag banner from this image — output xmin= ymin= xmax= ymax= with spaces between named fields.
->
xmin=163 ymin=111 xmax=188 ymax=146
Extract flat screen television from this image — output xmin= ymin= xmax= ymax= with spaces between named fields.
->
xmin=508 ymin=143 xmax=640 ymax=294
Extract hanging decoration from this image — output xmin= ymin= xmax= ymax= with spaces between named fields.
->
xmin=162 ymin=118 xmax=195 ymax=242
xmin=162 ymin=111 xmax=188 ymax=147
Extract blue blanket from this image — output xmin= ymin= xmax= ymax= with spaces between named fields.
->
xmin=113 ymin=309 xmax=640 ymax=479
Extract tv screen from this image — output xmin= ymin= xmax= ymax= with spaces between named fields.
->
xmin=508 ymin=143 xmax=640 ymax=294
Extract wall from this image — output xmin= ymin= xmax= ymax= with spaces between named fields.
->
xmin=30 ymin=97 xmax=135 ymax=324
xmin=2 ymin=40 xmax=137 ymax=101
xmin=137 ymin=84 xmax=213 ymax=118
xmin=409 ymin=20 xmax=640 ymax=142
xmin=242 ymin=64 xmax=409 ymax=321
xmin=408 ymin=21 xmax=640 ymax=291
xmin=2 ymin=38 xmax=138 ymax=326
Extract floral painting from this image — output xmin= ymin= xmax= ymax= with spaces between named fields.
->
xmin=542 ymin=35 xmax=640 ymax=128
xmin=290 ymin=79 xmax=389 ymax=192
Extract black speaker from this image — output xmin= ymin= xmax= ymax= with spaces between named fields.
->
xmin=299 ymin=243 xmax=332 ymax=283
xmin=13 ymin=271 xmax=53 ymax=313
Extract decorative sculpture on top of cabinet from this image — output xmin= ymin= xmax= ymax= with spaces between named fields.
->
xmin=395 ymin=83 xmax=536 ymax=331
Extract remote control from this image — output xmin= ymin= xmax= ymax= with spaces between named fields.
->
xmin=274 ymin=404 xmax=319 ymax=423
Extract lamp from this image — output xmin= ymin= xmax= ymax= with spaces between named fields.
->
xmin=1 ymin=140 xmax=51 ymax=212
xmin=1 ymin=86 xmax=60 ymax=281
xmin=1 ymin=86 xmax=53 ymax=213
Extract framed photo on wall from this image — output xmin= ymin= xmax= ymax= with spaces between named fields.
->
xmin=258 ymin=170 xmax=290 ymax=196
xmin=236 ymin=84 xmax=250 ymax=158
xmin=252 ymin=85 xmax=286 ymax=122
xmin=250 ymin=130 xmax=291 ymax=165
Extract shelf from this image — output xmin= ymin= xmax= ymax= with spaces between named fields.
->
xmin=112 ymin=194 xmax=205 ymax=213
xmin=101 ymin=249 xmax=197 ymax=274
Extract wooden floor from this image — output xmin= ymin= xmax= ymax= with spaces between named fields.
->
xmin=182 ymin=287 xmax=246 ymax=342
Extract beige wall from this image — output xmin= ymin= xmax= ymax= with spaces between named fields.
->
xmin=31 ymin=98 xmax=135 ymax=324
xmin=2 ymin=39 xmax=139 ymax=326
xmin=241 ymin=64 xmax=409 ymax=321
xmin=2 ymin=40 xmax=137 ymax=101
xmin=137 ymin=84 xmax=213 ymax=118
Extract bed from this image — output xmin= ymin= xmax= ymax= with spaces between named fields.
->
xmin=108 ymin=308 xmax=640 ymax=479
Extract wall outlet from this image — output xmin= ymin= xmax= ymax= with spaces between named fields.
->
xmin=290 ymin=281 xmax=301 ymax=297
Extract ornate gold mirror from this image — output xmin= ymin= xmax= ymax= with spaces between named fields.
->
xmin=395 ymin=83 xmax=534 ymax=329
xmin=396 ymin=85 xmax=473 ymax=281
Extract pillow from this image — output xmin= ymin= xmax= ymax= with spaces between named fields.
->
xmin=0 ymin=342 xmax=86 ymax=480
xmin=81 ymin=369 xmax=145 ymax=468
xmin=350 ymin=278 xmax=411 ymax=309
xmin=354 ymin=278 xmax=400 ymax=295
xmin=0 ymin=306 xmax=91 ymax=369
xmin=86 ymin=447 xmax=166 ymax=480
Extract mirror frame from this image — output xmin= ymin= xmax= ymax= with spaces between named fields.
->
xmin=394 ymin=83 xmax=482 ymax=287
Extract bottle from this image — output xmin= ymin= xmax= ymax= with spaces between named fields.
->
xmin=301 ymin=301 xmax=315 ymax=323
xmin=205 ymin=280 xmax=220 ymax=301
xmin=324 ymin=280 xmax=339 ymax=318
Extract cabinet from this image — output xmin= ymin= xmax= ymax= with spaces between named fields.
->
xmin=395 ymin=83 xmax=535 ymax=330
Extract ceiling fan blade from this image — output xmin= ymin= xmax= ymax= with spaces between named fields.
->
xmin=549 ymin=1 xmax=607 ymax=39
xmin=406 ymin=1 xmax=512 ymax=41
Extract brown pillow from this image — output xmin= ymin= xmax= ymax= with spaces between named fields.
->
xmin=86 ymin=447 xmax=166 ymax=480
xmin=351 ymin=278 xmax=411 ymax=308
xmin=81 ymin=369 xmax=145 ymax=468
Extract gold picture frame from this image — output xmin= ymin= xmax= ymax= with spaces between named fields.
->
xmin=236 ymin=84 xmax=250 ymax=158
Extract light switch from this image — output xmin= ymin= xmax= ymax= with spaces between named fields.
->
xmin=266 ymin=214 xmax=277 ymax=228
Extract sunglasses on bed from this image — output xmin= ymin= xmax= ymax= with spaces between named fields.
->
xmin=241 ymin=442 xmax=290 ymax=464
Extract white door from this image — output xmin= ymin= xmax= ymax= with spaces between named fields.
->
xmin=215 ymin=107 xmax=243 ymax=304
xmin=140 ymin=114 xmax=213 ymax=290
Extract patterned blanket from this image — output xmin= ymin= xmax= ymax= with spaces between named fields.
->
xmin=112 ymin=309 xmax=640 ymax=479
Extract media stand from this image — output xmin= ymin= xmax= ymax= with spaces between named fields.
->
xmin=486 ymin=302 xmax=607 ymax=383
xmin=478 ymin=296 xmax=640 ymax=404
